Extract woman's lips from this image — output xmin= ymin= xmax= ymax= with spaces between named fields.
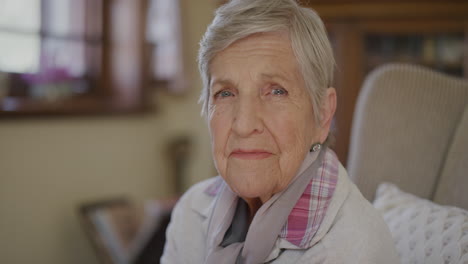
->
xmin=230 ymin=149 xmax=272 ymax=160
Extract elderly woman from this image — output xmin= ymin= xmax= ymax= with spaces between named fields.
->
xmin=161 ymin=0 xmax=398 ymax=263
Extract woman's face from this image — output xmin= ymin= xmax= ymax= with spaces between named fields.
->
xmin=208 ymin=32 xmax=322 ymax=203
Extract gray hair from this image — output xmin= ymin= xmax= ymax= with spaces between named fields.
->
xmin=198 ymin=0 xmax=335 ymax=126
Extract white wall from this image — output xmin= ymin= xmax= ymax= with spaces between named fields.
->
xmin=0 ymin=1 xmax=216 ymax=263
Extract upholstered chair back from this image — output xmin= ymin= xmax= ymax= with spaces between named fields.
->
xmin=347 ymin=63 xmax=468 ymax=209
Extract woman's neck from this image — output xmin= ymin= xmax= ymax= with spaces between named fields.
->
xmin=243 ymin=197 xmax=264 ymax=223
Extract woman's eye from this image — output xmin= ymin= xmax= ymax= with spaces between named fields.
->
xmin=272 ymin=87 xmax=287 ymax=96
xmin=215 ymin=90 xmax=234 ymax=98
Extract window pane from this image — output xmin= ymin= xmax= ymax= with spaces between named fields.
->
xmin=147 ymin=0 xmax=183 ymax=82
xmin=5 ymin=39 xmax=93 ymax=100
xmin=0 ymin=0 xmax=103 ymax=104
xmin=0 ymin=32 xmax=40 ymax=73
xmin=41 ymin=0 xmax=102 ymax=39
xmin=0 ymin=0 xmax=40 ymax=32
xmin=43 ymin=0 xmax=84 ymax=37
xmin=41 ymin=38 xmax=88 ymax=77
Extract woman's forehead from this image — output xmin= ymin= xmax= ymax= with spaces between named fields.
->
xmin=210 ymin=33 xmax=301 ymax=83
xmin=219 ymin=32 xmax=292 ymax=58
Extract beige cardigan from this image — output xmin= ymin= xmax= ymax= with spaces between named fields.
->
xmin=161 ymin=164 xmax=400 ymax=263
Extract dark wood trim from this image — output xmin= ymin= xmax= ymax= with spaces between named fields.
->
xmin=465 ymin=26 xmax=468 ymax=78
xmin=0 ymin=95 xmax=148 ymax=116
xmin=329 ymin=23 xmax=365 ymax=165
xmin=358 ymin=20 xmax=468 ymax=33
xmin=305 ymin=2 xmax=468 ymax=20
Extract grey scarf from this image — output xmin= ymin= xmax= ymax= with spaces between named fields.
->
xmin=204 ymin=149 xmax=325 ymax=264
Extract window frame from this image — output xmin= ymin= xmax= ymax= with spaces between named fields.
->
xmin=0 ymin=0 xmax=150 ymax=117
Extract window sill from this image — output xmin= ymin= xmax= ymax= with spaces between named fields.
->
xmin=0 ymin=95 xmax=150 ymax=117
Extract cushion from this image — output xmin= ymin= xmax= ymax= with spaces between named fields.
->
xmin=373 ymin=182 xmax=468 ymax=264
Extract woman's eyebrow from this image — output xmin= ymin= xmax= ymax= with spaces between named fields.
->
xmin=210 ymin=78 xmax=234 ymax=90
xmin=260 ymin=73 xmax=292 ymax=83
xmin=210 ymin=73 xmax=290 ymax=90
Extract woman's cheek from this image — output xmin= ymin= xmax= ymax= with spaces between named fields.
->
xmin=209 ymin=105 xmax=231 ymax=168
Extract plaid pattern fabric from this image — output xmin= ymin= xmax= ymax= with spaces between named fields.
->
xmin=204 ymin=149 xmax=339 ymax=249
xmin=279 ymin=149 xmax=338 ymax=248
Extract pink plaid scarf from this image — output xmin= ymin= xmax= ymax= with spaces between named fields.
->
xmin=203 ymin=148 xmax=338 ymax=263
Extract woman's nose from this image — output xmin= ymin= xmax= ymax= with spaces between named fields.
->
xmin=232 ymin=96 xmax=264 ymax=137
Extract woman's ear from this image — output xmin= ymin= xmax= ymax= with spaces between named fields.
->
xmin=319 ymin=87 xmax=337 ymax=143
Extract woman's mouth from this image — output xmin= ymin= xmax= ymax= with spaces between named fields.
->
xmin=230 ymin=149 xmax=272 ymax=160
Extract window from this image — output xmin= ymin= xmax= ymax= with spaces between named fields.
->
xmin=146 ymin=0 xmax=186 ymax=94
xmin=0 ymin=0 xmax=148 ymax=115
xmin=0 ymin=0 xmax=41 ymax=74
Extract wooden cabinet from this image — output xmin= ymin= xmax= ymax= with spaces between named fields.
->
xmin=303 ymin=1 xmax=468 ymax=165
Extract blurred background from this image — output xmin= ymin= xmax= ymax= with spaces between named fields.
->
xmin=0 ymin=0 xmax=466 ymax=263
xmin=0 ymin=0 xmax=215 ymax=263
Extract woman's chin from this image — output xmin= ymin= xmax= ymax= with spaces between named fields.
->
xmin=229 ymin=181 xmax=278 ymax=204
xmin=221 ymin=168 xmax=287 ymax=203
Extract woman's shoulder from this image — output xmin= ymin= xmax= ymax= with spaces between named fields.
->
xmin=162 ymin=177 xmax=221 ymax=264
xmin=337 ymin=168 xmax=392 ymax=233
xmin=316 ymin=165 xmax=400 ymax=263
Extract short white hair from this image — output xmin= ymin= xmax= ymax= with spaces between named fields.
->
xmin=198 ymin=0 xmax=335 ymax=125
